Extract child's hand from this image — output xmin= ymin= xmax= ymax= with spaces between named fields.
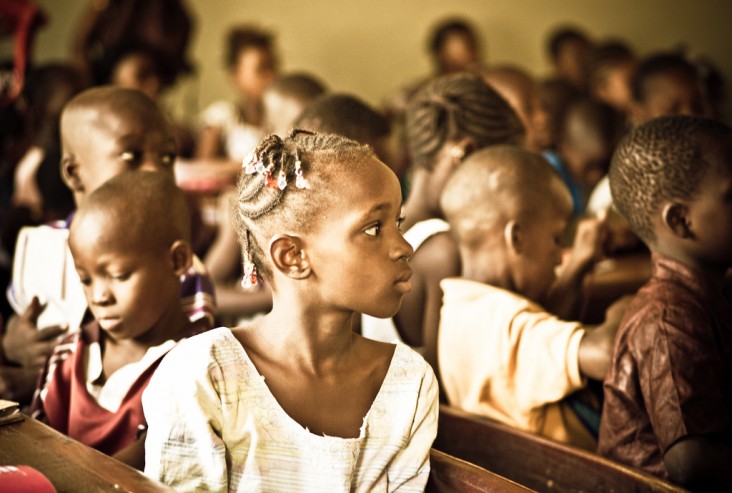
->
xmin=1 ymin=297 xmax=66 ymax=368
xmin=568 ymin=210 xmax=609 ymax=276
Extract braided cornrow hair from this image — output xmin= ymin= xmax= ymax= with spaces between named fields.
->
xmin=609 ymin=115 xmax=731 ymax=243
xmin=234 ymin=129 xmax=374 ymax=285
xmin=405 ymin=72 xmax=525 ymax=170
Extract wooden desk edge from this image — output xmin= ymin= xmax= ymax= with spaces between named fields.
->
xmin=0 ymin=415 xmax=173 ymax=492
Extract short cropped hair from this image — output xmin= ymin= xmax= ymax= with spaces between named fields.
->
xmin=428 ymin=18 xmax=479 ymax=57
xmin=609 ymin=115 xmax=731 ymax=243
xmin=294 ymin=93 xmax=389 ymax=144
xmin=631 ymin=52 xmax=698 ymax=103
xmin=269 ymin=72 xmax=327 ymax=105
xmin=405 ymin=72 xmax=524 ymax=170
xmin=225 ymin=25 xmax=275 ymax=70
xmin=547 ymin=26 xmax=591 ymax=61
xmin=441 ymin=145 xmax=567 ymax=249
xmin=586 ymin=40 xmax=635 ymax=90
xmin=75 ymin=170 xmax=190 ymax=251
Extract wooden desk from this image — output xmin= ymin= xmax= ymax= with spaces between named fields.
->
xmin=428 ymin=449 xmax=536 ymax=493
xmin=434 ymin=405 xmax=687 ymax=493
xmin=0 ymin=415 xmax=172 ymax=492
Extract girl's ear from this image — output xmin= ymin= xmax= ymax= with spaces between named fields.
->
xmin=169 ymin=240 xmax=194 ymax=276
xmin=504 ymin=220 xmax=523 ymax=254
xmin=662 ymin=202 xmax=694 ymax=239
xmin=269 ymin=234 xmax=311 ymax=280
xmin=60 ymin=154 xmax=84 ymax=194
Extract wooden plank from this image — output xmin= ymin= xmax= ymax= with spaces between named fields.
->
xmin=0 ymin=415 xmax=172 ymax=493
xmin=434 ymin=405 xmax=688 ymax=493
xmin=428 ymin=449 xmax=537 ymax=493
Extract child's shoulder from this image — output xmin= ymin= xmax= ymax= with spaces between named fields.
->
xmin=160 ymin=327 xmax=239 ymax=372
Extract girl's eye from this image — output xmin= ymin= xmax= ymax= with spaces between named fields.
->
xmin=397 ymin=216 xmax=405 ymax=232
xmin=78 ymin=276 xmax=91 ymax=286
xmin=364 ymin=224 xmax=381 ymax=237
xmin=111 ymin=273 xmax=131 ymax=281
xmin=120 ymin=150 xmax=142 ymax=164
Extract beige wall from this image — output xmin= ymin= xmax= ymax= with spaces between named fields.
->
xmin=31 ymin=0 xmax=732 ymax=123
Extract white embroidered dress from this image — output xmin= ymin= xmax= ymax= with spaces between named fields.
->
xmin=143 ymin=328 xmax=438 ymax=492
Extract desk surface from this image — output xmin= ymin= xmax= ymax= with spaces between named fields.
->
xmin=0 ymin=415 xmax=172 ymax=493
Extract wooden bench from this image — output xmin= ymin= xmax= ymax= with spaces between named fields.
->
xmin=0 ymin=414 xmax=172 ymax=492
xmin=428 ymin=449 xmax=536 ymax=493
xmin=434 ymin=405 xmax=688 ymax=493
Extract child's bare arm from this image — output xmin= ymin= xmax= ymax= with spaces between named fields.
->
xmin=577 ymin=295 xmax=631 ymax=380
xmin=664 ymin=436 xmax=732 ymax=491
xmin=546 ymin=215 xmax=606 ymax=319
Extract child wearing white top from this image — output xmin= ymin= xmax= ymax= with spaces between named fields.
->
xmin=144 ymin=131 xmax=439 ymax=492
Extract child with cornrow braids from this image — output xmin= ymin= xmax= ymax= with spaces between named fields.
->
xmin=362 ymin=72 xmax=526 ymax=385
xmin=143 ymin=130 xmax=439 ymax=492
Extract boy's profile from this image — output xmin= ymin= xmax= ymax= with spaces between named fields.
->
xmin=31 ymin=171 xmax=201 ymax=468
xmin=438 ymin=145 xmax=628 ymax=450
xmin=598 ymin=115 xmax=732 ymax=490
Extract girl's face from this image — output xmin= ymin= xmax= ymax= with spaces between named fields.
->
xmin=303 ymin=156 xmax=414 ymax=318
xmin=231 ymin=47 xmax=277 ymax=101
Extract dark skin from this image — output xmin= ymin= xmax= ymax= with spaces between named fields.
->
xmin=646 ymin=139 xmax=732 ymax=489
xmin=231 ymin=157 xmax=414 ymax=437
xmin=234 ymin=325 xmax=393 ymax=437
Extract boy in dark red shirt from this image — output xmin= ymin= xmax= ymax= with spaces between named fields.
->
xmin=598 ymin=115 xmax=732 ymax=491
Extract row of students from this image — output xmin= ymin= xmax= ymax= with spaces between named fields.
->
xmin=0 ymin=50 xmax=728 ymax=493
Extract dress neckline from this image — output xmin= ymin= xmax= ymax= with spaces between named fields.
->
xmin=222 ymin=328 xmax=401 ymax=442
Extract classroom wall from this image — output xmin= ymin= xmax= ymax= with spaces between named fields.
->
xmin=29 ymin=0 xmax=732 ymax=124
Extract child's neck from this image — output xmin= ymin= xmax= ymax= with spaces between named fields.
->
xmin=655 ymin=245 xmax=729 ymax=290
xmin=256 ymin=301 xmax=356 ymax=373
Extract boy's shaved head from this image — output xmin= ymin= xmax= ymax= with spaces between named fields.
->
xmin=441 ymin=145 xmax=571 ymax=248
xmin=61 ymin=85 xmax=168 ymax=139
xmin=59 ymin=86 xmax=176 ymax=205
xmin=71 ymin=170 xmax=190 ymax=253
xmin=609 ymin=115 xmax=731 ymax=244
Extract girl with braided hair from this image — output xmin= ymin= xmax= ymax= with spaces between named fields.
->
xmin=362 ymin=72 xmax=525 ymax=385
xmin=143 ymin=130 xmax=439 ymax=492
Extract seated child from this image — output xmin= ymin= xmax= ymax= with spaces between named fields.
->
xmin=263 ymin=72 xmax=327 ymax=138
xmin=197 ymin=25 xmax=277 ymax=163
xmin=1 ymin=86 xmax=215 ymax=406
xmin=438 ymin=145 xmax=629 ymax=450
xmin=143 ymin=131 xmax=439 ymax=492
xmin=598 ymin=115 xmax=732 ymax=490
xmin=31 ymin=170 xmax=202 ymax=468
xmin=586 ymin=40 xmax=637 ymax=116
xmin=544 ymin=97 xmax=626 ymax=217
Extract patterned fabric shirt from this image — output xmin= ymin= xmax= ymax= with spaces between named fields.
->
xmin=143 ymin=328 xmax=439 ymax=492
xmin=598 ymin=254 xmax=732 ymax=478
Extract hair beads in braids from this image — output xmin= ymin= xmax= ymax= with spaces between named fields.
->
xmin=405 ymin=72 xmax=525 ymax=170
xmin=234 ymin=130 xmax=375 ymax=284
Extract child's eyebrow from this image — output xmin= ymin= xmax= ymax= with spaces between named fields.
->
xmin=358 ymin=202 xmax=392 ymax=220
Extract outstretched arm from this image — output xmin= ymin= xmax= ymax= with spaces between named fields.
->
xmin=577 ymin=295 xmax=631 ymax=380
